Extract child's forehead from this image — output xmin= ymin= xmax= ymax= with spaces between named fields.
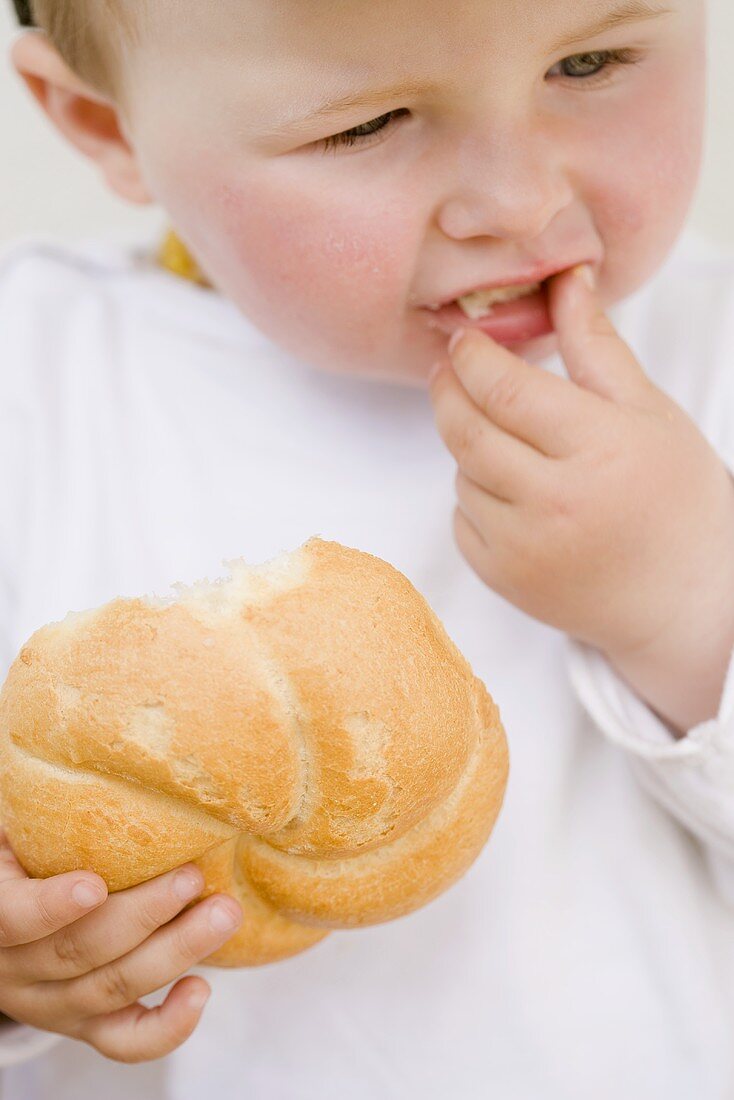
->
xmin=143 ymin=0 xmax=681 ymax=52
xmin=135 ymin=0 xmax=689 ymax=99
xmin=121 ymin=0 xmax=693 ymax=137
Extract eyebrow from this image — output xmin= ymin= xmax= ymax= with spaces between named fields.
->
xmin=265 ymin=77 xmax=439 ymax=139
xmin=267 ymin=0 xmax=674 ymax=138
xmin=549 ymin=0 xmax=674 ymax=52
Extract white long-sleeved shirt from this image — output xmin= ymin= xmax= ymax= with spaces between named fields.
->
xmin=0 ymin=227 xmax=733 ymax=1100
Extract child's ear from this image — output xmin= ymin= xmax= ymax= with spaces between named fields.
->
xmin=10 ymin=30 xmax=153 ymax=206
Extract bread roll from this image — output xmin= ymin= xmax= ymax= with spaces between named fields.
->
xmin=0 ymin=538 xmax=508 ymax=967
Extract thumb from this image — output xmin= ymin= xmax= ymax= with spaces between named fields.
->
xmin=547 ymin=264 xmax=651 ymax=405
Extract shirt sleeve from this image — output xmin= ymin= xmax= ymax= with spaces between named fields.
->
xmin=0 ymin=1013 xmax=64 ymax=1067
xmin=566 ymin=637 xmax=734 ymax=902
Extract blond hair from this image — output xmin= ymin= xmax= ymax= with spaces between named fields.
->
xmin=29 ymin=0 xmax=145 ymax=100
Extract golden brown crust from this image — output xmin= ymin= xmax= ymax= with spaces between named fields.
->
xmin=0 ymin=539 xmax=508 ymax=967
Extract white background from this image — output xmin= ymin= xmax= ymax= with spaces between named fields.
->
xmin=0 ymin=1 xmax=732 ymax=250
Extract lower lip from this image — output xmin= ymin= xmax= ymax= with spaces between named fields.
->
xmin=425 ymin=284 xmax=553 ymax=346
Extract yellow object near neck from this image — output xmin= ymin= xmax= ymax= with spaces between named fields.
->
xmin=157 ymin=228 xmax=213 ymax=288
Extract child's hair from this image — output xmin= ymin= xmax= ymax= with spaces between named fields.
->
xmin=19 ymin=0 xmax=143 ymax=100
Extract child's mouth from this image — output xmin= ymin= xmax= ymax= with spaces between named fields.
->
xmin=455 ymin=281 xmax=544 ymax=318
xmin=424 ymin=279 xmax=554 ymax=347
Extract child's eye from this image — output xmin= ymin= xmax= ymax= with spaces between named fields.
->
xmin=319 ymin=109 xmax=408 ymax=155
xmin=318 ymin=48 xmax=642 ymax=154
xmin=551 ymin=47 xmax=643 ymax=84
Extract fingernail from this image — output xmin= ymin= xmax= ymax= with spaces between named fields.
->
xmin=72 ymin=880 xmax=106 ymax=908
xmin=208 ymin=899 xmax=241 ymax=932
xmin=173 ymin=869 xmax=204 ymax=901
xmin=187 ymin=987 xmax=211 ymax=1012
xmin=573 ymin=263 xmax=595 ymax=290
xmin=448 ymin=327 xmax=467 ymax=356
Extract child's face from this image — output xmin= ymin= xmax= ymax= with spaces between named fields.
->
xmin=120 ymin=0 xmax=706 ymax=386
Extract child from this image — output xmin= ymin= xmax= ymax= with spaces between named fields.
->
xmin=1 ymin=0 xmax=734 ymax=1095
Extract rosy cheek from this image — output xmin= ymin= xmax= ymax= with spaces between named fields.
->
xmin=197 ymin=174 xmax=410 ymax=336
xmin=579 ymin=55 xmax=705 ymax=297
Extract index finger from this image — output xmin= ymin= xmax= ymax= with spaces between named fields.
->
xmin=445 ymin=329 xmax=607 ymax=458
xmin=0 ymin=828 xmax=108 ymax=947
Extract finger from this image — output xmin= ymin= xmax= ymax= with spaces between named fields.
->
xmin=445 ymin=327 xmax=604 ymax=459
xmin=453 ymin=506 xmax=509 ymax=599
xmin=547 ymin=265 xmax=654 ymax=406
xmin=0 ymin=848 xmax=107 ymax=948
xmin=430 ymin=365 xmax=550 ymax=502
xmin=454 ymin=470 xmax=510 ymax=534
xmin=60 ymin=894 xmax=242 ymax=1021
xmin=79 ymin=976 xmax=211 ymax=1065
xmin=12 ymin=864 xmax=206 ymax=982
xmin=452 ymin=501 xmax=534 ymax=611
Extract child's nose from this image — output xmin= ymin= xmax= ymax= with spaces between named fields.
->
xmin=438 ymin=132 xmax=575 ymax=242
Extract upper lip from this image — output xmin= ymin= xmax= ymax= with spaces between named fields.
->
xmin=422 ymin=260 xmax=590 ymax=309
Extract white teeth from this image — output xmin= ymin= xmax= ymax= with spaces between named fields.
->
xmin=456 ymin=281 xmax=542 ymax=320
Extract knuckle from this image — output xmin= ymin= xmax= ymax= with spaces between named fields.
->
xmin=454 ymin=509 xmax=500 ymax=590
xmin=169 ymin=919 xmax=202 ymax=965
xmin=455 ymin=467 xmax=473 ymax=500
xmin=53 ymin=924 xmax=93 ymax=971
xmin=489 ymin=536 xmax=540 ymax=604
xmin=135 ymin=898 xmax=170 ymax=937
xmin=446 ymin=416 xmax=483 ymax=464
xmin=540 ymin=482 xmax=576 ymax=522
xmin=456 ymin=468 xmax=492 ymax=514
xmin=0 ymin=907 xmax=16 ymax=948
xmin=34 ymin=889 xmax=61 ymax=936
xmin=484 ymin=370 xmax=523 ymax=418
xmin=588 ymin=310 xmax=619 ymax=340
xmin=454 ymin=506 xmax=486 ymax=557
xmin=2 ymin=987 xmax=71 ymax=1035
xmin=95 ymin=962 xmax=136 ymax=1009
xmin=454 ymin=502 xmax=474 ymax=538
xmin=538 ymin=464 xmax=587 ymax=525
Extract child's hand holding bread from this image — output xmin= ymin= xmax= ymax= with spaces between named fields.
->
xmin=0 ymin=831 xmax=242 ymax=1062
